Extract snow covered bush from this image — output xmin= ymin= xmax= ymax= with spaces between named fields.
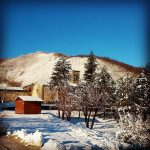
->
xmin=116 ymin=71 xmax=150 ymax=147
xmin=117 ymin=105 xmax=150 ymax=147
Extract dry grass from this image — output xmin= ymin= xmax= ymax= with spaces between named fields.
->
xmin=0 ymin=76 xmax=22 ymax=87
xmin=0 ymin=59 xmax=6 ymax=64
xmin=0 ymin=136 xmax=40 ymax=150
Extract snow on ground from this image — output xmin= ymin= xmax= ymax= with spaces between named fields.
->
xmin=1 ymin=110 xmax=122 ymax=150
xmin=7 ymin=129 xmax=43 ymax=146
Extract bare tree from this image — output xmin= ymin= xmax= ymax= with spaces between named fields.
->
xmin=76 ymin=67 xmax=115 ymax=129
xmin=57 ymin=84 xmax=75 ymax=121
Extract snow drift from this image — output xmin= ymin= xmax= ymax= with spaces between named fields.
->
xmin=7 ymin=129 xmax=43 ymax=146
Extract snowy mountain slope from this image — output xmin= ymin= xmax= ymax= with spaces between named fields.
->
xmin=0 ymin=51 xmax=142 ymax=86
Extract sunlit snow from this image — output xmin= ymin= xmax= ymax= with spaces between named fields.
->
xmin=1 ymin=110 xmax=122 ymax=150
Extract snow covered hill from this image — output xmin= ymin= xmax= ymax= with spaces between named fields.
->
xmin=0 ymin=51 xmax=142 ymax=87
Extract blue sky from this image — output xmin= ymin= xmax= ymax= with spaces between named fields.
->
xmin=1 ymin=1 xmax=147 ymax=67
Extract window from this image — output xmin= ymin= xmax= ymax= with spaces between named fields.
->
xmin=72 ymin=71 xmax=80 ymax=83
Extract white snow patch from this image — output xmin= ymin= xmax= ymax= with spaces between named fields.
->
xmin=11 ymin=129 xmax=43 ymax=146
xmin=42 ymin=139 xmax=66 ymax=150
xmin=2 ymin=110 xmax=122 ymax=149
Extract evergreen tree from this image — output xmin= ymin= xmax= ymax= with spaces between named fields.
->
xmin=131 ymin=70 xmax=150 ymax=126
xmin=94 ymin=67 xmax=116 ymax=118
xmin=116 ymin=75 xmax=134 ymax=108
xmin=133 ymin=70 xmax=150 ymax=109
xmin=84 ymin=51 xmax=97 ymax=83
xmin=49 ymin=57 xmax=71 ymax=89
xmin=117 ymin=71 xmax=150 ymax=145
xmin=78 ymin=66 xmax=116 ymax=129
xmin=49 ymin=57 xmax=72 ymax=119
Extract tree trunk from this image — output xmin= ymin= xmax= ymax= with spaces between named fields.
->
xmin=86 ymin=109 xmax=91 ymax=128
xmin=78 ymin=110 xmax=81 ymax=119
xmin=103 ymin=110 xmax=106 ymax=118
xmin=62 ymin=111 xmax=65 ymax=120
xmin=90 ymin=108 xmax=98 ymax=129
xmin=67 ymin=111 xmax=71 ymax=121
xmin=112 ymin=109 xmax=115 ymax=118
xmin=84 ymin=107 xmax=88 ymax=124
xmin=58 ymin=108 xmax=60 ymax=118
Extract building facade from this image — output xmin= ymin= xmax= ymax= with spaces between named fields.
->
xmin=0 ymin=70 xmax=80 ymax=103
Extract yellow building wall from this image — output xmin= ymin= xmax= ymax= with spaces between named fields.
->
xmin=31 ymin=82 xmax=43 ymax=99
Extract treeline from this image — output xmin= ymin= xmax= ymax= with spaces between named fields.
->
xmin=49 ymin=52 xmax=150 ymax=146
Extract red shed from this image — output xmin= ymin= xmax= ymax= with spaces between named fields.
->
xmin=15 ymin=96 xmax=43 ymax=114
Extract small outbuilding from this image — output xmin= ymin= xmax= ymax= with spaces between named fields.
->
xmin=15 ymin=96 xmax=43 ymax=114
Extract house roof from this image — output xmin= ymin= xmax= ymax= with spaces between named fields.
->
xmin=0 ymin=87 xmax=24 ymax=91
xmin=17 ymin=96 xmax=43 ymax=102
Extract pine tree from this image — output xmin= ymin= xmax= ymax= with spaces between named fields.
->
xmin=133 ymin=70 xmax=149 ymax=108
xmin=117 ymin=71 xmax=150 ymax=145
xmin=116 ymin=75 xmax=135 ymax=137
xmin=49 ymin=57 xmax=71 ymax=89
xmin=49 ymin=57 xmax=72 ymax=119
xmin=78 ymin=66 xmax=116 ymax=129
xmin=84 ymin=51 xmax=97 ymax=83
xmin=94 ymin=67 xmax=116 ymax=118
xmin=116 ymin=75 xmax=134 ymax=108
xmin=133 ymin=70 xmax=150 ymax=122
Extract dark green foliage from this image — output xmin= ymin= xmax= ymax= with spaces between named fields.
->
xmin=130 ymin=71 xmax=150 ymax=145
xmin=133 ymin=70 xmax=150 ymax=108
xmin=117 ymin=71 xmax=150 ymax=145
xmin=94 ymin=66 xmax=116 ymax=107
xmin=49 ymin=57 xmax=72 ymax=120
xmin=49 ymin=57 xmax=72 ymax=89
xmin=84 ymin=51 xmax=97 ymax=83
xmin=94 ymin=67 xmax=116 ymax=119
xmin=116 ymin=75 xmax=134 ymax=107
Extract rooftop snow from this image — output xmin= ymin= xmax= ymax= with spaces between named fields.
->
xmin=0 ymin=87 xmax=24 ymax=91
xmin=17 ymin=96 xmax=43 ymax=102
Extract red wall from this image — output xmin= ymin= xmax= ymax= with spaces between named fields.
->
xmin=24 ymin=101 xmax=41 ymax=114
xmin=15 ymin=98 xmax=41 ymax=114
xmin=15 ymin=98 xmax=24 ymax=114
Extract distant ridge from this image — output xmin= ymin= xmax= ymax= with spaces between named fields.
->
xmin=0 ymin=51 xmax=143 ymax=87
xmin=69 ymin=54 xmax=143 ymax=74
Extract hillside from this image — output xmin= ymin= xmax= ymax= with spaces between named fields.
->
xmin=0 ymin=52 xmax=143 ymax=87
